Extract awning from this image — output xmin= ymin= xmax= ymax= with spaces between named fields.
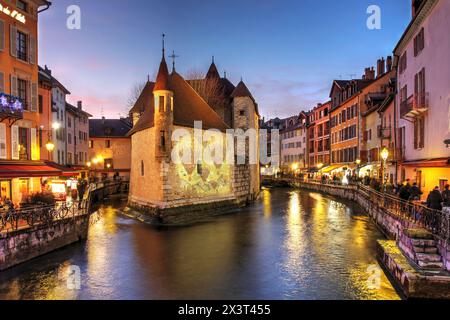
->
xmin=320 ymin=165 xmax=344 ymax=174
xmin=402 ymin=158 xmax=450 ymax=168
xmin=45 ymin=162 xmax=80 ymax=177
xmin=0 ymin=165 xmax=62 ymax=178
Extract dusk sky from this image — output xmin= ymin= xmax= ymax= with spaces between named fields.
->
xmin=38 ymin=0 xmax=411 ymax=119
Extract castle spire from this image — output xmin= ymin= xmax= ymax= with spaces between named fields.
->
xmin=206 ymin=56 xmax=220 ymax=79
xmin=154 ymin=34 xmax=170 ymax=91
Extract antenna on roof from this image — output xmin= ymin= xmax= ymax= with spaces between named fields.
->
xmin=348 ymin=74 xmax=356 ymax=79
xmin=169 ymin=50 xmax=179 ymax=73
xmin=147 ymin=74 xmax=150 ymax=82
xmin=224 ymin=70 xmax=227 ymax=79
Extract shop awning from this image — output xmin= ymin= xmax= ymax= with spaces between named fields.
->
xmin=402 ymin=158 xmax=450 ymax=168
xmin=320 ymin=165 xmax=344 ymax=174
xmin=45 ymin=162 xmax=80 ymax=177
xmin=0 ymin=164 xmax=62 ymax=178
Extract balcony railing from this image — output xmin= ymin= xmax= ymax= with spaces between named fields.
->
xmin=377 ymin=126 xmax=391 ymax=139
xmin=400 ymin=92 xmax=429 ymax=119
xmin=0 ymin=93 xmax=24 ymax=120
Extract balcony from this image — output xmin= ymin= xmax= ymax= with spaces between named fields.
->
xmin=377 ymin=126 xmax=391 ymax=139
xmin=389 ymin=147 xmax=405 ymax=162
xmin=400 ymin=92 xmax=429 ymax=119
xmin=0 ymin=93 xmax=24 ymax=123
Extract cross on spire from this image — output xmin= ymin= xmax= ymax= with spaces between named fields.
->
xmin=169 ymin=50 xmax=179 ymax=72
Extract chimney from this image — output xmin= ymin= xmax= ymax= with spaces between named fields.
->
xmin=77 ymin=101 xmax=82 ymax=110
xmin=44 ymin=65 xmax=52 ymax=76
xmin=364 ymin=67 xmax=375 ymax=80
xmin=102 ymin=116 xmax=105 ymax=124
xmin=377 ymin=58 xmax=385 ymax=78
xmin=386 ymin=56 xmax=393 ymax=72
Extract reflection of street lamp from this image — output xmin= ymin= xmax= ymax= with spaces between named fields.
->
xmin=381 ymin=148 xmax=389 ymax=192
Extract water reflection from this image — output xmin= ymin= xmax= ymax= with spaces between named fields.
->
xmin=0 ymin=189 xmax=400 ymax=300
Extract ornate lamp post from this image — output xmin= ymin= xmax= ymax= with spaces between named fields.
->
xmin=380 ymin=148 xmax=389 ymax=193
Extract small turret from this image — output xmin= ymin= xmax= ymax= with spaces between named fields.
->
xmin=153 ymin=37 xmax=174 ymax=160
xmin=206 ymin=56 xmax=220 ymax=79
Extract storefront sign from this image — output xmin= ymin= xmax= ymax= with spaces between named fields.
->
xmin=0 ymin=4 xmax=26 ymax=24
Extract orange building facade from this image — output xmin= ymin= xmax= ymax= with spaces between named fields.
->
xmin=0 ymin=0 xmax=54 ymax=204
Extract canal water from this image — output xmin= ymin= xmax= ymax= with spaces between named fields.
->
xmin=0 ymin=188 xmax=400 ymax=300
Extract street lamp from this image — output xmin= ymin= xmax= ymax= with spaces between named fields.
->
xmin=52 ymin=122 xmax=61 ymax=130
xmin=45 ymin=141 xmax=55 ymax=152
xmin=380 ymin=148 xmax=389 ymax=192
xmin=355 ymin=159 xmax=362 ymax=180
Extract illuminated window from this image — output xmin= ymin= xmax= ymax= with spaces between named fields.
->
xmin=89 ymin=140 xmax=94 ymax=148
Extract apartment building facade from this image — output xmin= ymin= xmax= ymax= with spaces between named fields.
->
xmin=66 ymin=101 xmax=91 ymax=172
xmin=311 ymin=102 xmax=331 ymax=167
xmin=0 ymin=0 xmax=55 ymax=204
xmin=395 ymin=0 xmax=450 ymax=198
xmin=280 ymin=114 xmax=307 ymax=172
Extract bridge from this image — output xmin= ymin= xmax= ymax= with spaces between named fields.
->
xmin=0 ymin=181 xmax=129 ymax=271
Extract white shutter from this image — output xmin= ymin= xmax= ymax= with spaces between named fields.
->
xmin=31 ymin=82 xmax=37 ymax=112
xmin=29 ymin=35 xmax=36 ymax=64
xmin=0 ymin=20 xmax=5 ymax=52
xmin=30 ymin=127 xmax=38 ymax=160
xmin=10 ymin=25 xmax=17 ymax=58
xmin=10 ymin=75 xmax=18 ymax=97
xmin=0 ymin=123 xmax=6 ymax=159
xmin=11 ymin=125 xmax=19 ymax=160
xmin=0 ymin=72 xmax=4 ymax=93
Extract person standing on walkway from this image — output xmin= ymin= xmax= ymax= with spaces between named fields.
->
xmin=77 ymin=179 xmax=87 ymax=209
xmin=410 ymin=182 xmax=423 ymax=201
xmin=426 ymin=187 xmax=443 ymax=211
xmin=399 ymin=182 xmax=411 ymax=201
xmin=442 ymin=184 xmax=450 ymax=207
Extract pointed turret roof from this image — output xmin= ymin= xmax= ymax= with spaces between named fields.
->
xmin=206 ymin=57 xmax=220 ymax=79
xmin=154 ymin=57 xmax=170 ymax=91
xmin=231 ymin=80 xmax=253 ymax=99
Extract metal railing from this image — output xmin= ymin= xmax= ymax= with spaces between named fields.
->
xmin=278 ymin=177 xmax=449 ymax=243
xmin=0 ymin=200 xmax=88 ymax=233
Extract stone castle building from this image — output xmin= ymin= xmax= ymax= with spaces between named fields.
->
xmin=127 ymin=48 xmax=260 ymax=224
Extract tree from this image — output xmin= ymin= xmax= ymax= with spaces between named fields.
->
xmin=127 ymin=81 xmax=147 ymax=110
xmin=185 ymin=68 xmax=227 ymax=119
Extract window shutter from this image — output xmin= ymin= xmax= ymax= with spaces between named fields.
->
xmin=419 ymin=118 xmax=425 ymax=149
xmin=31 ymin=82 xmax=37 ymax=111
xmin=29 ymin=35 xmax=36 ymax=64
xmin=11 ymin=125 xmax=19 ymax=160
xmin=421 ymin=68 xmax=426 ymax=93
xmin=30 ymin=127 xmax=38 ymax=160
xmin=0 ymin=20 xmax=4 ymax=52
xmin=10 ymin=75 xmax=18 ymax=97
xmin=414 ymin=121 xmax=418 ymax=150
xmin=10 ymin=25 xmax=17 ymax=58
xmin=0 ymin=123 xmax=6 ymax=159
xmin=0 ymin=72 xmax=4 ymax=93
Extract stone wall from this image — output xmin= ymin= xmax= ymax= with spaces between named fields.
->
xmin=292 ymin=181 xmax=450 ymax=272
xmin=0 ymin=215 xmax=90 ymax=271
